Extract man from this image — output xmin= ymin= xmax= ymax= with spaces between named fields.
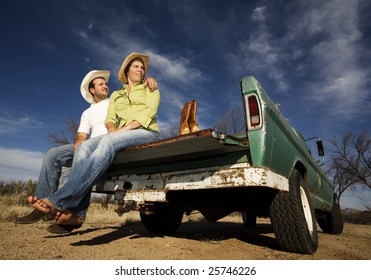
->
xmin=15 ymin=70 xmax=157 ymax=234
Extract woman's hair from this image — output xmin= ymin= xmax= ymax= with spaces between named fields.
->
xmin=124 ymin=58 xmax=145 ymax=80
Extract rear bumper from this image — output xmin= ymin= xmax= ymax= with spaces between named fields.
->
xmin=93 ymin=162 xmax=289 ymax=203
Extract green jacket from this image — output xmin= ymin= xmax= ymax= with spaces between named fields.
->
xmin=105 ymin=82 xmax=160 ymax=132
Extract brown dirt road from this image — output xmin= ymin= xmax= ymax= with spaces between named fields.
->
xmin=0 ymin=217 xmax=370 ymax=260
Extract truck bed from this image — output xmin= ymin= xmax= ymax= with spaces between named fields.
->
xmin=101 ymin=129 xmax=250 ymax=176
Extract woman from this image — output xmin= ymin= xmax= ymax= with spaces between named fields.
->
xmin=32 ymin=53 xmax=160 ymax=232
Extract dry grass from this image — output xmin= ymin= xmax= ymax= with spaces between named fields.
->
xmin=2 ymin=194 xmax=368 ymax=229
xmin=0 ymin=194 xmax=32 ymax=221
xmin=0 ymin=194 xmax=141 ymax=226
xmin=84 ymin=203 xmax=141 ymax=226
xmin=0 ymin=194 xmax=240 ymax=226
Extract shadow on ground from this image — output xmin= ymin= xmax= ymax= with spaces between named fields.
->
xmin=54 ymin=219 xmax=282 ymax=252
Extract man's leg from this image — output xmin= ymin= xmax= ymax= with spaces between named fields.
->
xmin=15 ymin=144 xmax=74 ymax=224
xmin=34 ymin=144 xmax=74 ymax=198
xmin=43 ymin=130 xmax=158 ymax=213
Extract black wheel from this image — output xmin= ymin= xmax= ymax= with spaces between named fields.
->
xmin=269 ymin=169 xmax=318 ymax=254
xmin=140 ymin=203 xmax=183 ymax=234
xmin=317 ymin=200 xmax=344 ymax=234
xmin=241 ymin=212 xmax=257 ymax=228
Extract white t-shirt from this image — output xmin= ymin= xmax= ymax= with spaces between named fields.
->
xmin=77 ymin=98 xmax=109 ymax=138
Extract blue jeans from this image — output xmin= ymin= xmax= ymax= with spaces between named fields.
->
xmin=35 ymin=144 xmax=74 ymax=199
xmin=47 ymin=129 xmax=159 ymax=219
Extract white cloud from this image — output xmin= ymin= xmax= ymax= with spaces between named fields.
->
xmin=291 ymin=0 xmax=370 ymax=118
xmin=0 ymin=103 xmax=48 ymax=136
xmin=72 ymin=17 xmax=206 ymax=89
xmin=231 ymin=0 xmax=370 ymax=121
xmin=0 ymin=148 xmax=43 ymax=181
xmin=77 ymin=30 xmax=88 ymax=39
xmin=146 ymin=51 xmax=204 ymax=84
xmin=230 ymin=26 xmax=289 ymax=91
xmin=251 ymin=6 xmax=266 ymax=22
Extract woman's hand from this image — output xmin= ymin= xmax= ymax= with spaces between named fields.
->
xmin=115 ymin=121 xmax=141 ymax=133
xmin=106 ymin=122 xmax=117 ymax=134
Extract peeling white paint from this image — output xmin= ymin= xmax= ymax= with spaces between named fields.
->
xmin=98 ymin=163 xmax=289 ymax=203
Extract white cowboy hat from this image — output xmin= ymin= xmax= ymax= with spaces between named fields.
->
xmin=80 ymin=70 xmax=110 ymax=104
xmin=118 ymin=52 xmax=149 ymax=84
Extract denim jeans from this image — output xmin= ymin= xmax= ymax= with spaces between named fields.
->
xmin=34 ymin=144 xmax=74 ymax=199
xmin=47 ymin=129 xmax=159 ymax=219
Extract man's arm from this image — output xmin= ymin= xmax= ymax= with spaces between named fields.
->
xmin=73 ymin=132 xmax=88 ymax=151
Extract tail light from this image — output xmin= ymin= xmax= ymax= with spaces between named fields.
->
xmin=248 ymin=95 xmax=261 ymax=128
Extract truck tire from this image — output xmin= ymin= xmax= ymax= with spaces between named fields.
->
xmin=140 ymin=203 xmax=183 ymax=234
xmin=269 ymin=169 xmax=318 ymax=254
xmin=241 ymin=212 xmax=257 ymax=228
xmin=316 ymin=200 xmax=344 ymax=234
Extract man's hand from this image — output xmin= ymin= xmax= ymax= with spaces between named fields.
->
xmin=73 ymin=140 xmax=83 ymax=151
xmin=143 ymin=77 xmax=158 ymax=91
xmin=73 ymin=132 xmax=88 ymax=151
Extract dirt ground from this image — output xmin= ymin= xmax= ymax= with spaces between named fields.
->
xmin=1 ymin=216 xmax=370 ymax=260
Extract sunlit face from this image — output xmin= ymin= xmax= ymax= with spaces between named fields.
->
xmin=90 ymin=77 xmax=109 ymax=102
xmin=126 ymin=59 xmax=145 ymax=84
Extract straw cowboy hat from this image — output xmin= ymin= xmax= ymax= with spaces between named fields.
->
xmin=80 ymin=70 xmax=110 ymax=104
xmin=118 ymin=52 xmax=149 ymax=84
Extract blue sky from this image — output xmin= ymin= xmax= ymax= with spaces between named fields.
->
xmin=0 ymin=0 xmax=370 ymax=209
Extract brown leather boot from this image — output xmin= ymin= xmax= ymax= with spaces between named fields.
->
xmin=179 ymin=102 xmax=191 ymax=135
xmin=188 ymin=99 xmax=200 ymax=133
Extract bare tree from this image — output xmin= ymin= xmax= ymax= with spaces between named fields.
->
xmin=327 ymin=131 xmax=370 ymax=209
xmin=353 ymin=186 xmax=371 ymax=210
xmin=48 ymin=117 xmax=79 ymax=146
xmin=213 ymin=106 xmax=245 ymax=135
xmin=329 ymin=158 xmax=357 ymax=200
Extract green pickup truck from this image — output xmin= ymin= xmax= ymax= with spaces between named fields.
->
xmin=93 ymin=76 xmax=343 ymax=254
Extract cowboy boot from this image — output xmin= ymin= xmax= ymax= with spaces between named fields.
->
xmin=179 ymin=102 xmax=191 ymax=135
xmin=188 ymin=99 xmax=200 ymax=133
